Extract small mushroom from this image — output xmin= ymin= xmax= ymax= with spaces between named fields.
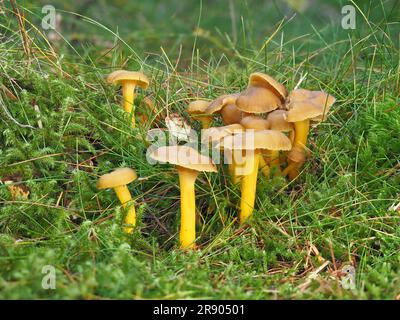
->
xmin=1 ymin=176 xmax=30 ymax=200
xmin=202 ymin=124 xmax=244 ymax=183
xmin=205 ymin=93 xmax=243 ymax=125
xmin=187 ymin=100 xmax=213 ymax=128
xmin=236 ymin=72 xmax=287 ymax=114
xmin=218 ymin=130 xmax=291 ymax=223
xmin=149 ymin=146 xmax=217 ymax=249
xmin=285 ymin=89 xmax=335 ymax=178
xmin=281 ymin=146 xmax=307 ymax=180
xmin=97 ymin=168 xmax=138 ymax=234
xmin=107 ymin=70 xmax=150 ymax=128
xmin=266 ymin=110 xmax=294 ymax=175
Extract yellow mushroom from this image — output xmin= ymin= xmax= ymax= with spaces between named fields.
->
xmin=187 ymin=100 xmax=213 ymax=129
xmin=285 ymin=89 xmax=335 ymax=179
xmin=218 ymin=130 xmax=291 ymax=224
xmin=149 ymin=146 xmax=217 ymax=249
xmin=107 ymin=70 xmax=150 ymax=128
xmin=205 ymin=93 xmax=243 ymax=125
xmin=281 ymin=146 xmax=307 ymax=180
xmin=97 ymin=168 xmax=138 ymax=234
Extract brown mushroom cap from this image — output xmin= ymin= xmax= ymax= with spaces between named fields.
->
xmin=249 ymin=72 xmax=287 ymax=101
xmin=287 ymin=101 xmax=328 ymax=122
xmin=217 ymin=130 xmax=292 ymax=151
xmin=149 ymin=146 xmax=217 ymax=172
xmin=220 ymin=103 xmax=243 ymax=124
xmin=287 ymin=89 xmax=336 ymax=122
xmin=107 ymin=70 xmax=149 ymax=89
xmin=187 ymin=100 xmax=210 ymax=115
xmin=266 ymin=110 xmax=294 ymax=132
xmin=236 ymin=86 xmax=281 ymax=114
xmin=240 ymin=116 xmax=270 ymax=130
xmin=201 ymin=124 xmax=244 ymax=143
xmin=97 ymin=168 xmax=138 ymax=189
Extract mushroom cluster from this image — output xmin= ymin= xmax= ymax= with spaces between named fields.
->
xmin=98 ymin=69 xmax=335 ymax=249
xmin=187 ymin=72 xmax=335 ymax=225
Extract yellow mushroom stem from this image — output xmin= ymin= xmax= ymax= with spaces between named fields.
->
xmin=287 ymin=119 xmax=310 ymax=178
xmin=121 ymin=82 xmax=137 ymax=127
xmin=113 ymin=185 xmax=136 ymax=234
xmin=239 ymin=150 xmax=261 ymax=224
xmin=258 ymin=155 xmax=270 ymax=178
xmin=177 ymin=166 xmax=199 ymax=249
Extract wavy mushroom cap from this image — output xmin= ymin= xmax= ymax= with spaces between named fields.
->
xmin=236 ymin=86 xmax=281 ymax=114
xmin=249 ymin=72 xmax=287 ymax=101
xmin=201 ymin=124 xmax=244 ymax=143
xmin=217 ymin=130 xmax=292 ymax=151
xmin=107 ymin=70 xmax=149 ymax=89
xmin=240 ymin=116 xmax=270 ymax=130
xmin=97 ymin=168 xmax=138 ymax=189
xmin=149 ymin=145 xmax=217 ymax=172
xmin=187 ymin=100 xmax=210 ymax=115
xmin=266 ymin=110 xmax=293 ymax=132
xmin=287 ymin=89 xmax=336 ymax=122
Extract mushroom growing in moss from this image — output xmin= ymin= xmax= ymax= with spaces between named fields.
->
xmin=107 ymin=70 xmax=149 ymax=128
xmin=218 ymin=130 xmax=291 ymax=224
xmin=285 ymin=89 xmax=336 ymax=179
xmin=149 ymin=146 xmax=217 ymax=249
xmin=97 ymin=168 xmax=138 ymax=234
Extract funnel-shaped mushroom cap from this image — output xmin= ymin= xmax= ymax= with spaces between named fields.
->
xmin=97 ymin=168 xmax=138 ymax=189
xmin=107 ymin=70 xmax=149 ymax=89
xmin=187 ymin=100 xmax=210 ymax=115
xmin=287 ymin=146 xmax=306 ymax=163
xmin=249 ymin=72 xmax=287 ymax=101
xmin=266 ymin=110 xmax=294 ymax=132
xmin=236 ymin=86 xmax=281 ymax=114
xmin=149 ymin=146 xmax=217 ymax=172
xmin=240 ymin=116 xmax=270 ymax=130
xmin=201 ymin=124 xmax=244 ymax=143
xmin=287 ymin=89 xmax=336 ymax=122
xmin=217 ymin=130 xmax=292 ymax=151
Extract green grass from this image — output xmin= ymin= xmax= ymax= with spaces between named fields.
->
xmin=0 ymin=0 xmax=399 ymax=299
